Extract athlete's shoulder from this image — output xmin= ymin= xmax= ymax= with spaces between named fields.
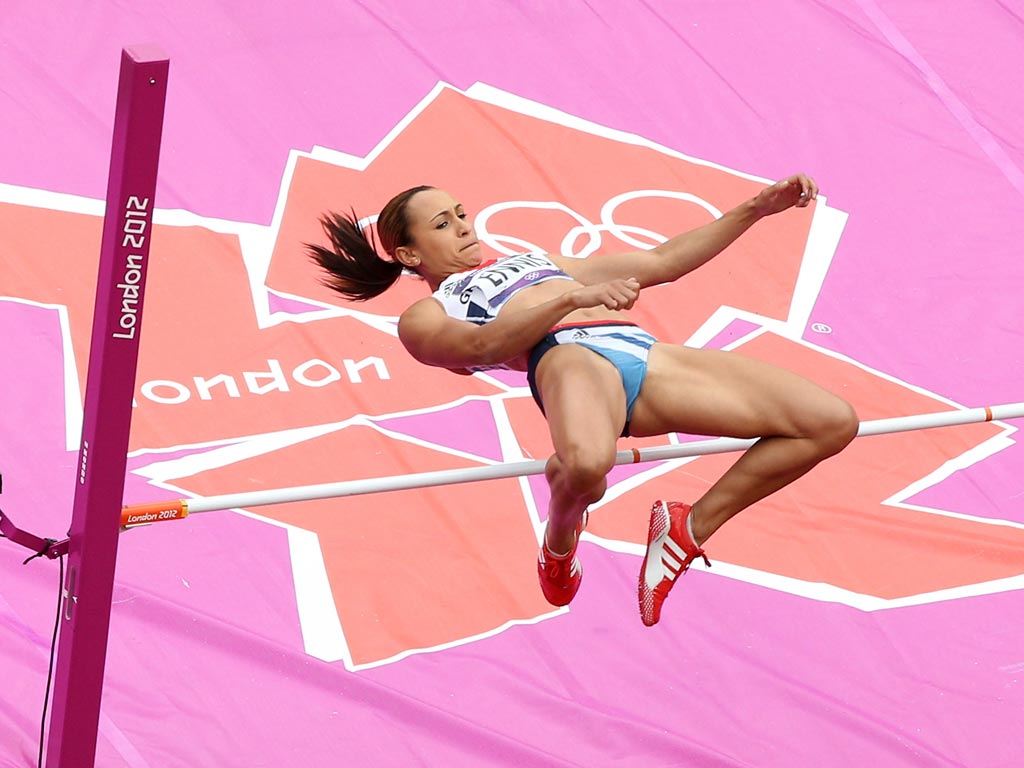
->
xmin=400 ymin=295 xmax=444 ymax=323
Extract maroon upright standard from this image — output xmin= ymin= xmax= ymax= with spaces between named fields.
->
xmin=44 ymin=47 xmax=168 ymax=768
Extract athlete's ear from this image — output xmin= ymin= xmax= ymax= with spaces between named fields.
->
xmin=394 ymin=246 xmax=420 ymax=269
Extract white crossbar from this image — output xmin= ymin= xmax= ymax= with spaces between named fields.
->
xmin=120 ymin=403 xmax=1024 ymax=524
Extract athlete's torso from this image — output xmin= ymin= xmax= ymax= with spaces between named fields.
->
xmin=428 ymin=252 xmax=630 ymax=372
xmin=430 ymin=252 xmax=576 ymax=325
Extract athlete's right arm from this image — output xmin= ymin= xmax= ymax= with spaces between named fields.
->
xmin=398 ymin=278 xmax=639 ymax=370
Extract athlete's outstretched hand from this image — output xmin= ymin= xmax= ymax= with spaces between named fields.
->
xmin=571 ymin=277 xmax=640 ymax=311
xmin=752 ymin=173 xmax=819 ymax=217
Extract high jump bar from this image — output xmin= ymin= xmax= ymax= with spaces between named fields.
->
xmin=121 ymin=402 xmax=1024 ymax=526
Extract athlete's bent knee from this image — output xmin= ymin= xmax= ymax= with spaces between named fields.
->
xmin=549 ymin=448 xmax=614 ymax=500
xmin=814 ymin=397 xmax=859 ymax=457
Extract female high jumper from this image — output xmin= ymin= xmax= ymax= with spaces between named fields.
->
xmin=309 ymin=174 xmax=858 ymax=626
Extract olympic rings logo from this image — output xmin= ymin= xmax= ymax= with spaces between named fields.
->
xmin=475 ymin=190 xmax=723 ymax=258
xmin=357 ymin=189 xmax=722 ymax=258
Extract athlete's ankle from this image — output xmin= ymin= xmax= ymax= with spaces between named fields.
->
xmin=543 ymin=534 xmax=572 ymax=558
xmin=541 ymin=522 xmax=570 ymax=555
xmin=689 ymin=504 xmax=711 ymax=547
xmin=543 ymin=510 xmax=588 ymax=557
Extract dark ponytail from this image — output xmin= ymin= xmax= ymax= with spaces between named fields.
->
xmin=307 ymin=210 xmax=403 ymax=302
xmin=308 ymin=185 xmax=435 ymax=302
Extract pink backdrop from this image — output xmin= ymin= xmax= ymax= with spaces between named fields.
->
xmin=2 ymin=2 xmax=1023 ymax=766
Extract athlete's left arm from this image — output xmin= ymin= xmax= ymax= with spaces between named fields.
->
xmin=552 ymin=174 xmax=818 ymax=288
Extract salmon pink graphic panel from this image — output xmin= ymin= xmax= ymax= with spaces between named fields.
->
xmin=596 ymin=331 xmax=1022 ymax=599
xmin=0 ymin=200 xmax=501 ymax=452
xmin=161 ymin=422 xmax=552 ymax=667
xmin=266 ymin=88 xmax=817 ymax=344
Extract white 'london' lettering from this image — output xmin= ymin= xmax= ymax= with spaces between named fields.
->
xmin=243 ymin=359 xmax=290 ymax=395
xmin=141 ymin=380 xmax=191 ymax=405
xmin=193 ymin=374 xmax=242 ymax=401
xmin=292 ymin=359 xmax=342 ymax=388
xmin=134 ymin=357 xmax=390 ymax=405
xmin=125 ymin=512 xmax=158 ymax=524
xmin=112 ymin=195 xmax=151 ymax=340
xmin=343 ymin=357 xmax=390 ymax=384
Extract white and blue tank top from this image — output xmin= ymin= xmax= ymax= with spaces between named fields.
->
xmin=431 ymin=252 xmax=575 ymax=325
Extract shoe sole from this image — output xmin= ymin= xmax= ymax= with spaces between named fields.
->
xmin=639 ymin=501 xmax=670 ymax=626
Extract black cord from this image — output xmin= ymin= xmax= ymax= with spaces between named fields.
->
xmin=3 ymin=519 xmax=64 ymax=766
xmin=38 ymin=554 xmax=64 ymax=768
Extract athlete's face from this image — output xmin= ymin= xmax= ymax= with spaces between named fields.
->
xmin=396 ymin=189 xmax=482 ymax=282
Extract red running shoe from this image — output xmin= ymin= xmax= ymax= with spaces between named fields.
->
xmin=639 ymin=500 xmax=711 ymax=627
xmin=537 ymin=511 xmax=588 ymax=607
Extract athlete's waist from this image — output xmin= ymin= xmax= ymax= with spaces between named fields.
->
xmin=550 ymin=319 xmax=639 ymax=333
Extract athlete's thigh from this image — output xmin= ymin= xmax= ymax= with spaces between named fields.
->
xmin=628 ymin=343 xmax=847 ymax=439
xmin=534 ymin=344 xmax=627 ymax=460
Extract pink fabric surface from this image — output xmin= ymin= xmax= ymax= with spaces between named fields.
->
xmin=2 ymin=2 xmax=1023 ymax=766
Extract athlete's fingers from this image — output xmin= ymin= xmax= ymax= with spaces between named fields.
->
xmin=607 ymin=290 xmax=630 ymax=310
xmin=622 ymin=282 xmax=640 ymax=307
xmin=795 ymin=174 xmax=818 ymax=207
xmin=589 ymin=277 xmax=641 ymax=310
